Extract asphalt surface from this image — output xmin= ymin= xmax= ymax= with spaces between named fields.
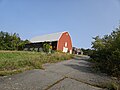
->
xmin=0 ymin=56 xmax=111 ymax=90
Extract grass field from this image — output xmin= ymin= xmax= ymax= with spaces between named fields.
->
xmin=0 ymin=51 xmax=73 ymax=76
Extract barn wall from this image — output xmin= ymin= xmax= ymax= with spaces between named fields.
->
xmin=57 ymin=32 xmax=72 ymax=53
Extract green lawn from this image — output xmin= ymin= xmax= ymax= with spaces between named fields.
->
xmin=0 ymin=51 xmax=73 ymax=76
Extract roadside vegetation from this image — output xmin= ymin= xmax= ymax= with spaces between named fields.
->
xmin=90 ymin=26 xmax=120 ymax=78
xmin=0 ymin=51 xmax=73 ymax=76
xmin=0 ymin=31 xmax=29 ymax=50
xmin=88 ymin=25 xmax=120 ymax=90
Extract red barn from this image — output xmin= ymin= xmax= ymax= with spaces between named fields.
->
xmin=25 ymin=32 xmax=72 ymax=54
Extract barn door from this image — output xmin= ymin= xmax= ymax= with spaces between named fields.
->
xmin=63 ymin=42 xmax=68 ymax=53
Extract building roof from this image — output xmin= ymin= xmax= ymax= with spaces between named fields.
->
xmin=30 ymin=32 xmax=67 ymax=43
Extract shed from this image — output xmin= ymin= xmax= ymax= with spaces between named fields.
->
xmin=25 ymin=32 xmax=72 ymax=54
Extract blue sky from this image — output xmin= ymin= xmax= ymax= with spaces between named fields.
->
xmin=0 ymin=0 xmax=120 ymax=48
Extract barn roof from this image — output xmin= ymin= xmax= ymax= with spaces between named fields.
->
xmin=30 ymin=32 xmax=67 ymax=43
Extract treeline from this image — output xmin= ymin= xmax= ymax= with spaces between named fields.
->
xmin=81 ymin=48 xmax=94 ymax=55
xmin=0 ymin=31 xmax=30 ymax=50
xmin=90 ymin=26 xmax=120 ymax=78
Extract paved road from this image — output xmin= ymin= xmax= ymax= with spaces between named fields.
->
xmin=0 ymin=56 xmax=111 ymax=90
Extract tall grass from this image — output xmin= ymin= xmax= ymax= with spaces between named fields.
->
xmin=0 ymin=51 xmax=73 ymax=76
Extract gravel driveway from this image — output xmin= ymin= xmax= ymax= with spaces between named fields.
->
xmin=0 ymin=56 xmax=111 ymax=90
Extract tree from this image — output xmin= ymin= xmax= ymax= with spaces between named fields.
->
xmin=0 ymin=31 xmax=29 ymax=50
xmin=81 ymin=48 xmax=94 ymax=56
xmin=18 ymin=40 xmax=30 ymax=50
xmin=43 ymin=43 xmax=50 ymax=53
xmin=91 ymin=25 xmax=120 ymax=78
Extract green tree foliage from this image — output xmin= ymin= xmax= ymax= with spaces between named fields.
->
xmin=43 ymin=43 xmax=50 ymax=53
xmin=0 ymin=31 xmax=30 ymax=50
xmin=91 ymin=26 xmax=120 ymax=78
xmin=81 ymin=48 xmax=94 ymax=56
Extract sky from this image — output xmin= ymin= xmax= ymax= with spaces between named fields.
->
xmin=0 ymin=0 xmax=120 ymax=49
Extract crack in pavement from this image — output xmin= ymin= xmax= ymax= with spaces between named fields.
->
xmin=44 ymin=68 xmax=105 ymax=89
xmin=43 ymin=70 xmax=104 ymax=90
xmin=44 ymin=77 xmax=67 ymax=90
xmin=44 ymin=76 xmax=104 ymax=90
xmin=45 ymin=68 xmax=104 ymax=88
xmin=66 ymin=76 xmax=105 ymax=89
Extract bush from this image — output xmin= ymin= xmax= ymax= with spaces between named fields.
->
xmin=0 ymin=31 xmax=29 ymax=50
xmin=91 ymin=26 xmax=120 ymax=78
xmin=43 ymin=43 xmax=50 ymax=53
xmin=106 ymin=82 xmax=120 ymax=90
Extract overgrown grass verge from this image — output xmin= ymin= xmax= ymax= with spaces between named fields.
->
xmin=99 ymin=83 xmax=119 ymax=90
xmin=106 ymin=82 xmax=120 ymax=90
xmin=0 ymin=51 xmax=73 ymax=76
xmin=89 ymin=58 xmax=120 ymax=90
xmin=98 ymin=82 xmax=120 ymax=90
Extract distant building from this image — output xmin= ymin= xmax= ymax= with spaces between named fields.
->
xmin=72 ymin=47 xmax=83 ymax=55
xmin=24 ymin=32 xmax=72 ymax=54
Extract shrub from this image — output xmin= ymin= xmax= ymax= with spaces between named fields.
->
xmin=43 ymin=43 xmax=50 ymax=53
xmin=91 ymin=26 xmax=120 ymax=78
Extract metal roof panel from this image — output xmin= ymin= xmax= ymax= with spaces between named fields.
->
xmin=30 ymin=32 xmax=66 ymax=43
